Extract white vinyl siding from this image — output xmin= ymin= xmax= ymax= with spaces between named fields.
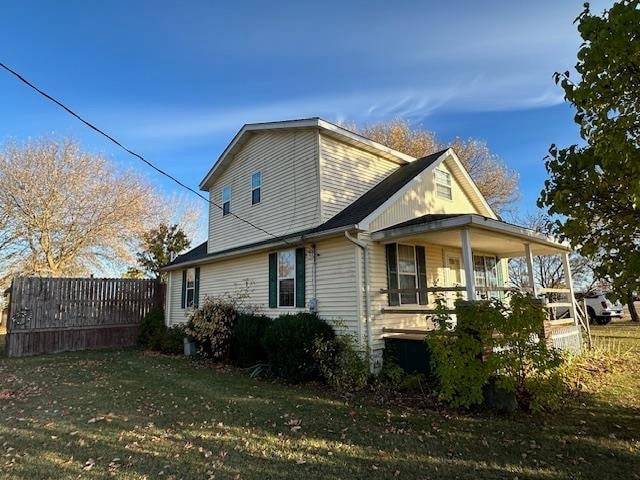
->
xmin=369 ymin=162 xmax=480 ymax=232
xmin=166 ymin=237 xmax=359 ymax=333
xmin=319 ymin=133 xmax=399 ymax=221
xmin=207 ymin=130 xmax=320 ymax=254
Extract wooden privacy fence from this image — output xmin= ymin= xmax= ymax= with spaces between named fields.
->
xmin=5 ymin=277 xmax=165 ymax=357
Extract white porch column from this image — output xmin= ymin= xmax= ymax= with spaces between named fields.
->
xmin=561 ymin=252 xmax=578 ymax=325
xmin=460 ymin=228 xmax=476 ymax=300
xmin=524 ymin=243 xmax=538 ymax=297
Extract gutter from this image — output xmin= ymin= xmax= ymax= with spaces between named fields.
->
xmin=344 ymin=231 xmax=373 ymax=373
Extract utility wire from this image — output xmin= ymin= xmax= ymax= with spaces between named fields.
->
xmin=0 ymin=61 xmax=289 ymax=244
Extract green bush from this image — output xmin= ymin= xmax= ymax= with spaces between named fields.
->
xmin=427 ymin=292 xmax=566 ymax=411
xmin=312 ymin=334 xmax=369 ymax=391
xmin=159 ymin=325 xmax=186 ymax=355
xmin=231 ymin=314 xmax=272 ymax=367
xmin=427 ymin=299 xmax=501 ymax=408
xmin=138 ymin=307 xmax=166 ymax=350
xmin=262 ymin=313 xmax=335 ymax=383
xmin=185 ymin=297 xmax=238 ymax=360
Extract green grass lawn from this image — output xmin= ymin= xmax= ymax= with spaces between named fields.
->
xmin=591 ymin=320 xmax=640 ymax=353
xmin=1 ymin=328 xmax=639 ymax=480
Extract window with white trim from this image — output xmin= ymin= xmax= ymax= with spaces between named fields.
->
xmin=397 ymin=244 xmax=418 ymax=305
xmin=278 ymin=250 xmax=295 ymax=307
xmin=435 ymin=169 xmax=452 ymax=200
xmin=473 ymin=255 xmax=498 ymax=297
xmin=222 ymin=185 xmax=231 ymax=216
xmin=185 ymin=268 xmax=196 ymax=307
xmin=251 ymin=171 xmax=261 ymax=205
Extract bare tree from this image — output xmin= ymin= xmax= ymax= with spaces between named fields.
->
xmin=349 ymin=119 xmax=520 ymax=213
xmin=507 ymin=212 xmax=598 ymax=293
xmin=0 ymin=138 xmax=162 ymax=287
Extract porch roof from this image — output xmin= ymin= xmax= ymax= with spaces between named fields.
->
xmin=370 ymin=214 xmax=571 ymax=257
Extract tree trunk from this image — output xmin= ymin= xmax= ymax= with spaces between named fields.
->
xmin=627 ymin=291 xmax=639 ymax=322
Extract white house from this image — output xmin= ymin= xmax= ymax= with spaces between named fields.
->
xmin=163 ymin=118 xmax=581 ymax=366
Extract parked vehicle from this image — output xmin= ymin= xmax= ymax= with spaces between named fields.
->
xmin=579 ymin=292 xmax=623 ymax=325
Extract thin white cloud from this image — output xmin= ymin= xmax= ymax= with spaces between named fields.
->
xmin=109 ymin=74 xmax=564 ymax=142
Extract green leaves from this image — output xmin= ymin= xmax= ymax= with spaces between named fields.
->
xmin=540 ymin=1 xmax=640 ymax=298
xmin=427 ymin=294 xmax=565 ymax=411
xmin=136 ymin=223 xmax=191 ymax=279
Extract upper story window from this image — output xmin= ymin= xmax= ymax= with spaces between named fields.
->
xmin=251 ymin=171 xmax=261 ymax=205
xmin=435 ymin=169 xmax=452 ymax=200
xmin=278 ymin=250 xmax=295 ymax=307
xmin=222 ymin=185 xmax=231 ymax=216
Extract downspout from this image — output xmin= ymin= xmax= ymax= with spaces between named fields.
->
xmin=344 ymin=231 xmax=373 ymax=372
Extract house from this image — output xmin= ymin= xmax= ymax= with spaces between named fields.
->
xmin=163 ymin=118 xmax=582 ymax=367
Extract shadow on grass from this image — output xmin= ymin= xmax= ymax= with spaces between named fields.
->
xmin=0 ymin=349 xmax=639 ymax=479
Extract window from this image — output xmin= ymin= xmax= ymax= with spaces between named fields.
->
xmin=185 ymin=268 xmax=196 ymax=307
xmin=251 ymin=171 xmax=261 ymax=205
xmin=473 ymin=255 xmax=498 ymax=298
xmin=278 ymin=250 xmax=295 ymax=307
xmin=397 ymin=244 xmax=418 ymax=305
xmin=435 ymin=169 xmax=452 ymax=200
xmin=222 ymin=185 xmax=231 ymax=215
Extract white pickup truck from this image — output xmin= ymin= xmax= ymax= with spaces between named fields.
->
xmin=579 ymin=292 xmax=623 ymax=325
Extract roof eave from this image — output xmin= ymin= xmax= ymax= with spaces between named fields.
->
xmin=371 ymin=214 xmax=571 ymax=252
xmin=162 ymin=224 xmax=355 ymax=271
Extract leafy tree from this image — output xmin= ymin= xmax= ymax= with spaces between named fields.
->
xmin=538 ymin=1 xmax=640 ymax=320
xmin=0 ymin=138 xmax=160 ymax=285
xmin=136 ymin=223 xmax=190 ymax=279
xmin=352 ymin=119 xmax=519 ymax=213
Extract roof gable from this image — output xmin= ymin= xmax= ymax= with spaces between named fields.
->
xmin=355 ymin=148 xmax=496 ymax=230
xmin=199 ymin=118 xmax=415 ymax=190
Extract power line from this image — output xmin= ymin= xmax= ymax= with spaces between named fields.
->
xmin=0 ymin=61 xmax=289 ymax=244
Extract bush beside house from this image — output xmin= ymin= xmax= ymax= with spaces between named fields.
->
xmin=137 ymin=308 xmax=184 ymax=355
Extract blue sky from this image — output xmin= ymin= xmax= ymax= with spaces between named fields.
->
xmin=1 ymin=1 xmax=609 ymax=224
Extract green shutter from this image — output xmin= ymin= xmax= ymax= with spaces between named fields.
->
xmin=385 ymin=243 xmax=399 ymax=306
xmin=268 ymin=253 xmax=277 ymax=308
xmin=194 ymin=267 xmax=200 ymax=307
xmin=416 ymin=246 xmax=428 ymax=305
xmin=181 ymin=270 xmax=187 ymax=308
xmin=295 ymin=247 xmax=306 ymax=308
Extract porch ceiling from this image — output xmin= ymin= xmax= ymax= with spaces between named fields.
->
xmin=370 ymin=214 xmax=570 ymax=257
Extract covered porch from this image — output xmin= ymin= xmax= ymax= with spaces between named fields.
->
xmin=369 ymin=214 xmax=585 ymax=352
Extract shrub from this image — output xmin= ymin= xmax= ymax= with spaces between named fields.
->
xmin=427 ymin=292 xmax=566 ymax=411
xmin=262 ymin=313 xmax=335 ymax=383
xmin=427 ymin=298 xmax=502 ymax=408
xmin=490 ymin=293 xmax=564 ymax=411
xmin=159 ymin=325 xmax=186 ymax=355
xmin=185 ymin=297 xmax=238 ymax=360
xmin=231 ymin=314 xmax=272 ymax=367
xmin=312 ymin=334 xmax=369 ymax=391
xmin=138 ymin=307 xmax=166 ymax=350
